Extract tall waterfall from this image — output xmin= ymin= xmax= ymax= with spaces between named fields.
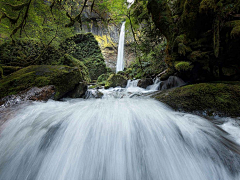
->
xmin=0 ymin=87 xmax=240 ymax=180
xmin=116 ymin=22 xmax=126 ymax=73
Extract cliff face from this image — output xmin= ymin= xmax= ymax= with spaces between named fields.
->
xmin=76 ymin=6 xmax=136 ymax=71
xmin=147 ymin=0 xmax=240 ymax=82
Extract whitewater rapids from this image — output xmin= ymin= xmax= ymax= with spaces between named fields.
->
xmin=0 ymin=96 xmax=240 ymax=180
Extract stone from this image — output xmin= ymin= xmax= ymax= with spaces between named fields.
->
xmin=0 ymin=65 xmax=89 ymax=100
xmin=105 ymin=74 xmax=127 ymax=89
xmin=137 ymin=78 xmax=153 ymax=88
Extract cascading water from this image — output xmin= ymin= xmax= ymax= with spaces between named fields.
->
xmin=116 ymin=21 xmax=126 ymax=73
xmin=0 ymin=85 xmax=240 ymax=180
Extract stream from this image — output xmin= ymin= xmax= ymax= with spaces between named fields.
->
xmin=0 ymin=82 xmax=240 ymax=180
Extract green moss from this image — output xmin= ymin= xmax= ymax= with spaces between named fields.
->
xmin=84 ymin=55 xmax=107 ymax=81
xmin=0 ymin=65 xmax=3 ymax=79
xmin=175 ymin=61 xmax=193 ymax=71
xmin=0 ymin=39 xmax=61 ymax=66
xmin=60 ymin=54 xmax=90 ymax=82
xmin=153 ymin=82 xmax=240 ymax=117
xmin=105 ymin=74 xmax=127 ymax=89
xmin=60 ymin=33 xmax=107 ymax=81
xmin=199 ymin=0 xmax=216 ymax=13
xmin=2 ymin=66 xmax=22 ymax=76
xmin=0 ymin=65 xmax=87 ymax=99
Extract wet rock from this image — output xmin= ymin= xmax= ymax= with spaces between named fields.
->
xmin=160 ymin=76 xmax=185 ymax=90
xmin=84 ymin=89 xmax=104 ymax=99
xmin=137 ymin=78 xmax=153 ymax=88
xmin=66 ymin=82 xmax=88 ymax=98
xmin=0 ymin=86 xmax=55 ymax=108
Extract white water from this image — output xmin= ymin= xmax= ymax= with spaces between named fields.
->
xmin=116 ymin=22 xmax=126 ymax=73
xmin=147 ymin=78 xmax=161 ymax=91
xmin=0 ymin=86 xmax=240 ymax=180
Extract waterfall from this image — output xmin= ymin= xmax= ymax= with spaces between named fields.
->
xmin=0 ymin=90 xmax=240 ymax=180
xmin=116 ymin=22 xmax=126 ymax=73
xmin=146 ymin=78 xmax=161 ymax=90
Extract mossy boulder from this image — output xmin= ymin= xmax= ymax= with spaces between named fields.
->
xmin=0 ymin=65 xmax=89 ymax=100
xmin=1 ymin=66 xmax=22 ymax=76
xmin=153 ymin=82 xmax=240 ymax=117
xmin=84 ymin=55 xmax=107 ymax=80
xmin=105 ymin=74 xmax=128 ymax=89
xmin=59 ymin=33 xmax=107 ymax=80
xmin=59 ymin=54 xmax=90 ymax=82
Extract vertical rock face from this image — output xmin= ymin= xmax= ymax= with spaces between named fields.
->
xmin=78 ymin=8 xmax=136 ymax=71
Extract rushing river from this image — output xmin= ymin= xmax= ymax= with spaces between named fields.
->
xmin=0 ymin=83 xmax=240 ymax=180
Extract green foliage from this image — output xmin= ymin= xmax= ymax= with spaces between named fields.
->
xmin=129 ymin=42 xmax=167 ymax=79
xmin=175 ymin=61 xmax=193 ymax=72
xmin=0 ymin=0 xmax=74 ymax=45
xmin=97 ymin=74 xmax=110 ymax=85
xmin=199 ymin=0 xmax=216 ymax=13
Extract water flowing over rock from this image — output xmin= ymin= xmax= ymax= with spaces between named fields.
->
xmin=116 ymin=22 xmax=126 ymax=73
xmin=0 ymin=94 xmax=240 ymax=180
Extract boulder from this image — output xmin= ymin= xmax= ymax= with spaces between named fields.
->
xmin=153 ymin=82 xmax=240 ymax=117
xmin=0 ymin=65 xmax=89 ymax=100
xmin=159 ymin=76 xmax=185 ymax=90
xmin=0 ymin=85 xmax=55 ymax=107
xmin=59 ymin=33 xmax=107 ymax=80
xmin=137 ymin=78 xmax=153 ymax=88
xmin=66 ymin=82 xmax=88 ymax=98
xmin=105 ymin=74 xmax=127 ymax=89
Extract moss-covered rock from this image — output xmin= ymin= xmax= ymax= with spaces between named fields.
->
xmin=0 ymin=65 xmax=89 ymax=100
xmin=153 ymin=82 xmax=240 ymax=117
xmin=1 ymin=66 xmax=22 ymax=76
xmin=105 ymin=74 xmax=128 ymax=89
xmin=59 ymin=54 xmax=90 ymax=82
xmin=59 ymin=33 xmax=107 ymax=80
xmin=84 ymin=55 xmax=107 ymax=80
